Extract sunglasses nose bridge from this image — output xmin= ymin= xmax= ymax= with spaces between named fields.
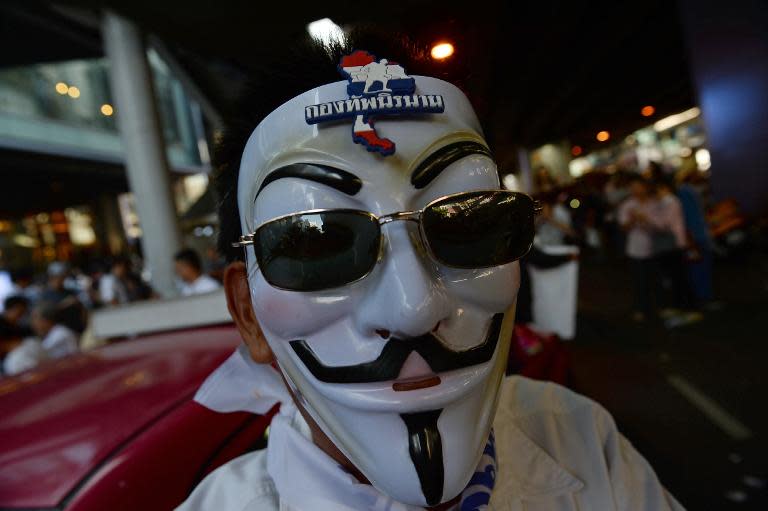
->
xmin=378 ymin=210 xmax=420 ymax=225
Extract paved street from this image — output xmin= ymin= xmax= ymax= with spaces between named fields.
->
xmin=569 ymin=251 xmax=768 ymax=510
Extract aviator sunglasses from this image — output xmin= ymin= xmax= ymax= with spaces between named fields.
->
xmin=233 ymin=189 xmax=541 ymax=292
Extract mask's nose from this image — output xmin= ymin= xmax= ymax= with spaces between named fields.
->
xmin=354 ymin=221 xmax=450 ymax=339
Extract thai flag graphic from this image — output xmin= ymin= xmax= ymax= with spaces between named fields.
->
xmin=337 ymin=50 xmax=417 ymax=156
xmin=304 ymin=50 xmax=443 ymax=156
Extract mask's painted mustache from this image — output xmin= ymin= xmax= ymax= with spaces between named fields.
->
xmin=289 ymin=313 xmax=504 ymax=384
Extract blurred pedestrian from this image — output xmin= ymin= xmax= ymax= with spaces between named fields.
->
xmin=0 ymin=295 xmax=33 ymax=341
xmin=3 ymin=300 xmax=79 ymax=376
xmin=618 ymin=176 xmax=658 ymax=321
xmin=534 ymin=166 xmax=557 ymax=193
xmin=174 ymin=248 xmax=221 ymax=296
xmin=9 ymin=267 xmax=42 ymax=306
xmin=653 ymin=178 xmax=702 ymax=327
xmin=31 ymin=301 xmax=79 ymax=359
xmin=41 ymin=262 xmax=87 ymax=332
xmin=536 ymin=196 xmax=576 ymax=246
xmin=677 ymin=169 xmax=716 ymax=307
xmin=99 ymin=257 xmax=131 ymax=306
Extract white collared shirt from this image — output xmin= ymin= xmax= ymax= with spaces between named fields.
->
xmin=179 ymin=349 xmax=684 ymax=510
xmin=41 ymin=324 xmax=78 ymax=359
xmin=179 ymin=275 xmax=221 ymax=297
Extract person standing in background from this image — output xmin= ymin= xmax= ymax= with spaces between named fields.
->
xmin=618 ymin=176 xmax=658 ymax=321
xmin=41 ymin=262 xmax=87 ymax=333
xmin=99 ymin=257 xmax=131 ymax=306
xmin=0 ymin=296 xmax=32 ymax=341
xmin=536 ymin=195 xmax=576 ymax=246
xmin=3 ymin=301 xmax=79 ymax=376
xmin=31 ymin=301 xmax=79 ymax=359
xmin=677 ymin=169 xmax=716 ymax=307
xmin=653 ymin=178 xmax=703 ymax=327
xmin=174 ymin=249 xmax=221 ymax=296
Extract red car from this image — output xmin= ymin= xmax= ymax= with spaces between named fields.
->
xmin=0 ymin=323 xmax=276 ymax=511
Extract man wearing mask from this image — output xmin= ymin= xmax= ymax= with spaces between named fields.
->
xmin=180 ymin=32 xmax=683 ymax=511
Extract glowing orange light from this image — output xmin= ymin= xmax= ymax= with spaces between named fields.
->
xmin=431 ymin=42 xmax=455 ymax=60
xmin=596 ymin=131 xmax=610 ymax=142
xmin=67 ymin=86 xmax=80 ymax=99
xmin=55 ymin=82 xmax=68 ymax=95
xmin=571 ymin=145 xmax=583 ymax=156
xmin=641 ymin=105 xmax=655 ymax=117
xmin=100 ymin=104 xmax=114 ymax=116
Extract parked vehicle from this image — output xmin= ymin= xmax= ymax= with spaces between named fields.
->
xmin=0 ymin=323 xmax=276 ymax=511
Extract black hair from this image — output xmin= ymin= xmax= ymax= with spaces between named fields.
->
xmin=214 ymin=28 xmax=477 ymax=262
xmin=174 ymin=248 xmax=203 ymax=272
xmin=3 ymin=294 xmax=29 ymax=311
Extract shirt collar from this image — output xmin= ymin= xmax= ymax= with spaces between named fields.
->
xmin=491 ymin=379 xmax=583 ymax=500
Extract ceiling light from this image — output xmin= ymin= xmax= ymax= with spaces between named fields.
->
xmin=100 ymin=104 xmax=114 ymax=116
xmin=307 ymin=18 xmax=345 ymax=46
xmin=654 ymin=107 xmax=701 ymax=132
xmin=55 ymin=82 xmax=68 ymax=95
xmin=67 ymin=86 xmax=80 ymax=99
xmin=596 ymin=131 xmax=610 ymax=142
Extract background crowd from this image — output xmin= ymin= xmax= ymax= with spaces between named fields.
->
xmin=523 ymin=159 xmax=744 ymax=330
xmin=0 ymin=247 xmax=224 ymax=375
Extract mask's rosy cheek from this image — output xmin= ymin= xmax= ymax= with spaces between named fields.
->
xmin=248 ymin=272 xmax=358 ymax=339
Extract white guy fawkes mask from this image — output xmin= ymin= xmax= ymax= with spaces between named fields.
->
xmin=236 ymin=68 xmax=520 ymax=506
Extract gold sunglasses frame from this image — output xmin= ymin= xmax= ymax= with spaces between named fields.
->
xmin=232 ymin=189 xmax=541 ymax=291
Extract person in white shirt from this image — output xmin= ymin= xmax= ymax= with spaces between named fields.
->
xmin=3 ymin=301 xmax=78 ymax=375
xmin=179 ymin=32 xmax=683 ymax=511
xmin=99 ymin=257 xmax=131 ymax=306
xmin=174 ymin=248 xmax=221 ymax=296
xmin=536 ymin=198 xmax=576 ymax=246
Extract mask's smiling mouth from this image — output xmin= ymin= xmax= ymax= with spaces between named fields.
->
xmin=288 ymin=313 xmax=504 ymax=385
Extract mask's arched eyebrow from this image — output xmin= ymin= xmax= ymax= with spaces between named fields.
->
xmin=256 ymin=163 xmax=363 ymax=199
xmin=410 ymin=141 xmax=493 ymax=189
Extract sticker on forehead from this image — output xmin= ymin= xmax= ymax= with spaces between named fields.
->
xmin=304 ymin=50 xmax=446 ymax=156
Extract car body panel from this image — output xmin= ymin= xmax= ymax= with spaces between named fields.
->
xmin=65 ymin=400 xmax=278 ymax=511
xmin=0 ymin=325 xmax=246 ymax=509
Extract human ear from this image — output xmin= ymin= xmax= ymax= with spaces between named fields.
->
xmin=223 ymin=261 xmax=274 ymax=363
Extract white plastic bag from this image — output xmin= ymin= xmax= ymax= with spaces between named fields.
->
xmin=528 ymin=245 xmax=580 ymax=340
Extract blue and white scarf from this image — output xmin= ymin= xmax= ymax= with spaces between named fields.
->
xmin=458 ymin=430 xmax=497 ymax=511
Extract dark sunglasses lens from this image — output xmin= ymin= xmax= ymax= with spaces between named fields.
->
xmin=254 ymin=211 xmax=380 ymax=291
xmin=422 ymin=191 xmax=535 ymax=268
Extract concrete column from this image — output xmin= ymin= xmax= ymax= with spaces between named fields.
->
xmin=96 ymin=194 xmax=126 ymax=256
xmin=102 ymin=10 xmax=182 ymax=297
